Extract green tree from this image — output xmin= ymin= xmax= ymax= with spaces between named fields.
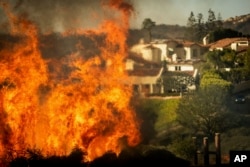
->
xmin=209 ymin=28 xmax=243 ymax=42
xmin=206 ymin=49 xmax=236 ymax=69
xmin=141 ymin=18 xmax=156 ymax=43
xmin=186 ymin=11 xmax=196 ymax=41
xmin=187 ymin=11 xmax=196 ymax=27
xmin=176 ymin=71 xmax=232 ymax=137
xmin=200 ymin=70 xmax=232 ymax=90
xmin=196 ymin=13 xmax=206 ymax=42
xmin=216 ymin=12 xmax=223 ymax=29
xmin=206 ymin=9 xmax=216 ymax=32
xmin=243 ymin=48 xmax=250 ymax=77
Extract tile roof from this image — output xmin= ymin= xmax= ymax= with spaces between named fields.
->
xmin=163 ymin=70 xmax=195 ymax=77
xmin=127 ymin=67 xmax=162 ymax=77
xmin=165 ymin=39 xmax=203 ymax=47
xmin=127 ymin=52 xmax=161 ymax=67
xmin=151 ymin=39 xmax=203 ymax=47
xmin=209 ymin=37 xmax=249 ymax=50
xmin=167 ymin=59 xmax=204 ymax=65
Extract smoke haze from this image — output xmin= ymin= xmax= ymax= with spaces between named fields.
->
xmin=0 ymin=0 xmax=134 ymax=33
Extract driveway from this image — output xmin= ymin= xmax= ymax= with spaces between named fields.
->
xmin=229 ymin=89 xmax=250 ymax=115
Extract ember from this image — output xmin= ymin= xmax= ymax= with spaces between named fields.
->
xmin=0 ymin=0 xmax=140 ymax=164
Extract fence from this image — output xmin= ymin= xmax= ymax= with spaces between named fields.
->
xmin=192 ymin=133 xmax=221 ymax=166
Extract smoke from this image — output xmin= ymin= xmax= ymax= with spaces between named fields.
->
xmin=0 ymin=0 xmax=134 ymax=33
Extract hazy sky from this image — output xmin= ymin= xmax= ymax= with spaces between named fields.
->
xmin=0 ymin=0 xmax=249 ymax=32
xmin=130 ymin=0 xmax=250 ymax=28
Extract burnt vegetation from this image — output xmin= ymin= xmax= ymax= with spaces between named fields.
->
xmin=8 ymin=146 xmax=190 ymax=167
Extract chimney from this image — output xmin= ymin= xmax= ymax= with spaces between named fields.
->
xmin=203 ymin=34 xmax=210 ymax=45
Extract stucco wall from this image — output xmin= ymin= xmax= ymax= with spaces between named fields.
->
xmin=168 ymin=64 xmax=194 ymax=71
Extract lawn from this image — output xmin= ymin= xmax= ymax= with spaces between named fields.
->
xmin=135 ymin=98 xmax=180 ymax=133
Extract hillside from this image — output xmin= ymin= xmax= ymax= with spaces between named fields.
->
xmin=128 ymin=13 xmax=250 ymax=46
xmin=223 ymin=13 xmax=250 ymax=35
xmin=128 ymin=24 xmax=187 ymax=46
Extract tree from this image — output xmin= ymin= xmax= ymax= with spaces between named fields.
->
xmin=243 ymin=48 xmax=250 ymax=73
xmin=196 ymin=13 xmax=206 ymax=42
xmin=216 ymin=12 xmax=223 ymax=29
xmin=176 ymin=71 xmax=232 ymax=137
xmin=186 ymin=11 xmax=196 ymax=41
xmin=141 ymin=18 xmax=156 ymax=43
xmin=206 ymin=49 xmax=236 ymax=69
xmin=200 ymin=70 xmax=232 ymax=90
xmin=187 ymin=11 xmax=196 ymax=27
xmin=209 ymin=28 xmax=243 ymax=42
xmin=206 ymin=9 xmax=216 ymax=32
xmin=161 ymin=71 xmax=195 ymax=93
xmin=238 ymin=48 xmax=250 ymax=81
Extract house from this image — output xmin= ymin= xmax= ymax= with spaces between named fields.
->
xmin=128 ymin=68 xmax=164 ymax=96
xmin=167 ymin=59 xmax=200 ymax=76
xmin=125 ymin=53 xmax=164 ymax=96
xmin=126 ymin=39 xmax=205 ymax=95
xmin=163 ymin=39 xmax=205 ymax=61
xmin=130 ymin=39 xmax=206 ymax=63
xmin=209 ymin=37 xmax=249 ymax=51
xmin=130 ymin=41 xmax=163 ymax=63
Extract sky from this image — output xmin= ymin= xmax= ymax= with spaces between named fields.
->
xmin=0 ymin=0 xmax=249 ymax=32
xmin=130 ymin=0 xmax=250 ymax=28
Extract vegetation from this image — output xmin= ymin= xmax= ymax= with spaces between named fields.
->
xmin=176 ymin=87 xmax=230 ymax=137
xmin=203 ymin=48 xmax=250 ymax=82
xmin=127 ymin=12 xmax=249 ymax=46
xmin=167 ymin=137 xmax=195 ymax=160
xmin=141 ymin=18 xmax=156 ymax=43
xmin=161 ymin=71 xmax=196 ymax=94
xmin=8 ymin=146 xmax=190 ymax=167
xmin=209 ymin=28 xmax=244 ymax=42
xmin=132 ymin=98 xmax=180 ymax=144
xmin=199 ymin=70 xmax=232 ymax=90
xmin=206 ymin=49 xmax=237 ymax=69
xmin=186 ymin=9 xmax=245 ymax=43
xmin=127 ymin=9 xmax=250 ymax=164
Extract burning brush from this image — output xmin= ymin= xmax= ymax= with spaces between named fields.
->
xmin=0 ymin=0 xmax=140 ymax=164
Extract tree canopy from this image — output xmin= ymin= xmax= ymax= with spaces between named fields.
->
xmin=176 ymin=86 xmax=231 ymax=137
xmin=185 ymin=9 xmax=243 ymax=43
xmin=200 ymin=70 xmax=232 ymax=91
xmin=141 ymin=18 xmax=156 ymax=43
xmin=209 ymin=28 xmax=243 ymax=42
xmin=176 ymin=70 xmax=232 ymax=137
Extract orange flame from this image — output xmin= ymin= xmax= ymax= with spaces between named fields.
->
xmin=0 ymin=0 xmax=140 ymax=163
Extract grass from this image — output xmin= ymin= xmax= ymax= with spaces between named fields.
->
xmin=136 ymin=98 xmax=180 ymax=133
xmin=135 ymin=97 xmax=250 ymax=165
xmin=154 ymin=98 xmax=180 ymax=132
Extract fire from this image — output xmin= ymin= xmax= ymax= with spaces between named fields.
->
xmin=0 ymin=0 xmax=140 ymax=163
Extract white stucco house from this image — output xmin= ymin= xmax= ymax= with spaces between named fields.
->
xmin=126 ymin=39 xmax=207 ymax=95
xmin=125 ymin=53 xmax=164 ymax=96
xmin=130 ymin=39 xmax=206 ymax=62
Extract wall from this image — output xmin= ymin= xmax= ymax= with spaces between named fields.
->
xmin=167 ymin=64 xmax=194 ymax=71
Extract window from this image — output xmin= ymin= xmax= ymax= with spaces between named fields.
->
xmin=192 ymin=49 xmax=197 ymax=58
xmin=175 ymin=66 xmax=181 ymax=71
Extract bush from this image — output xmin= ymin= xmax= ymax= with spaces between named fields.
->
xmin=167 ymin=137 xmax=195 ymax=161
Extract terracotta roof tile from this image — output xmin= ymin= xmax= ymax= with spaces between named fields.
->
xmin=127 ymin=67 xmax=162 ymax=76
xmin=209 ymin=37 xmax=249 ymax=49
xmin=163 ymin=70 xmax=194 ymax=76
xmin=127 ymin=52 xmax=161 ymax=66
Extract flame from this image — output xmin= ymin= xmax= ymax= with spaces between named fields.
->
xmin=0 ymin=0 xmax=140 ymax=163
